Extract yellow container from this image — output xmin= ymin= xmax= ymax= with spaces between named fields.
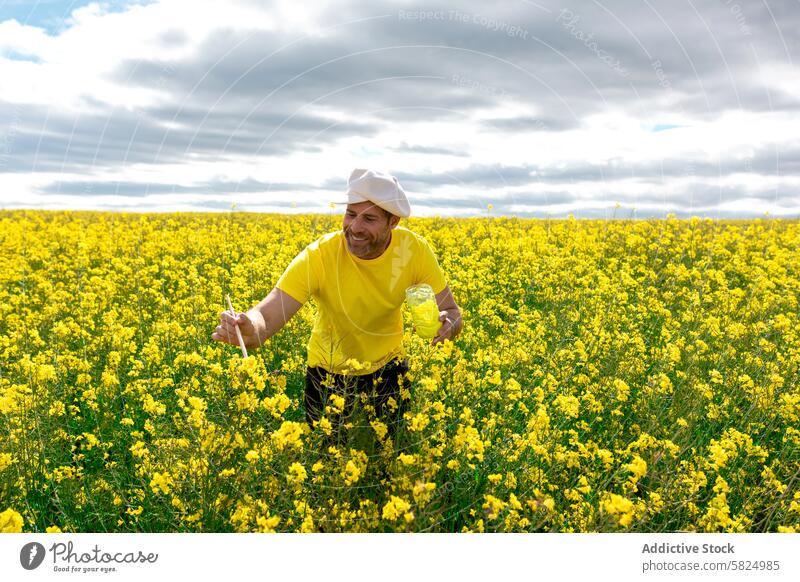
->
xmin=405 ymin=284 xmax=441 ymax=339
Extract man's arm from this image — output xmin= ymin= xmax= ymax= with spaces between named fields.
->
xmin=212 ymin=287 xmax=303 ymax=350
xmin=432 ymin=285 xmax=463 ymax=346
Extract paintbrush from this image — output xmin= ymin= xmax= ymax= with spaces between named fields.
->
xmin=225 ymin=294 xmax=248 ymax=358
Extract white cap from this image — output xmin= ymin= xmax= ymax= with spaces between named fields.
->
xmin=345 ymin=168 xmax=411 ymax=218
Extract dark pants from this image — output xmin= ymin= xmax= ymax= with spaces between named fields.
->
xmin=304 ymin=358 xmax=411 ymax=438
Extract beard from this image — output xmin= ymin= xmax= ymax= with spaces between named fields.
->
xmin=345 ymin=228 xmax=391 ymax=259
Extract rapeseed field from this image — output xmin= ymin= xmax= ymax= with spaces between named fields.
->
xmin=0 ymin=210 xmax=798 ymax=532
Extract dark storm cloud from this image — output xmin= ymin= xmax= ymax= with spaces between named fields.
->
xmin=0 ymin=99 xmax=379 ymax=172
xmin=340 ymin=0 xmax=800 ymax=118
xmin=100 ymin=0 xmax=800 ymax=158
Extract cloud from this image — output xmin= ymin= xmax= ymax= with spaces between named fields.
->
xmin=389 ymin=141 xmax=469 ymax=156
xmin=0 ymin=0 xmax=798 ymax=216
xmin=482 ymin=116 xmax=581 ymax=132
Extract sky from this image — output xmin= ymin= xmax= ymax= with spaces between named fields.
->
xmin=0 ymin=0 xmax=798 ymax=218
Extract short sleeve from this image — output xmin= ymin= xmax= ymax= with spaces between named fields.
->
xmin=275 ymin=246 xmax=319 ymax=305
xmin=414 ymin=236 xmax=447 ymax=295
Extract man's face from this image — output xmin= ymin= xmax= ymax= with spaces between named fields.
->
xmin=343 ymin=201 xmax=398 ymax=259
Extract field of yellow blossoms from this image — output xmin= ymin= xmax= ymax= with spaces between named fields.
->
xmin=1 ymin=210 xmax=799 ymax=533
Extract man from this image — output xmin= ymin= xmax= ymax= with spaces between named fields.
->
xmin=211 ymin=169 xmax=462 ymax=433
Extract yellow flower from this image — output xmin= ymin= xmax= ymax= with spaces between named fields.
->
xmin=342 ymin=460 xmax=361 ymax=486
xmin=126 ymin=506 xmax=144 ymax=518
xmin=270 ymin=421 xmax=305 ymax=452
xmin=483 ymin=495 xmax=506 ymax=520
xmin=370 ymin=420 xmax=388 ymax=441
xmin=454 ymin=424 xmax=485 ymax=461
xmin=316 ymin=417 xmax=333 ymax=436
xmin=554 ymin=394 xmax=580 ymax=418
xmin=576 ymin=476 xmax=591 ymax=494
xmin=600 ymin=493 xmax=635 ymax=527
xmin=613 ymin=378 xmax=630 ymax=402
xmin=343 ymin=358 xmax=367 ymax=372
xmin=287 ymin=462 xmax=307 ymax=485
xmin=708 ymin=442 xmax=729 ymax=469
xmin=626 ymin=455 xmax=647 ymax=484
xmin=48 ymin=401 xmax=66 ymax=417
xmin=412 ymin=481 xmax=437 ymax=504
xmin=149 ymin=472 xmax=174 ymax=495
xmin=382 ymin=496 xmax=412 ymax=522
xmin=256 ymin=515 xmax=281 ymax=533
xmin=397 ymin=453 xmax=416 ymax=466
xmin=0 ymin=508 xmax=24 ymax=533
xmin=327 ymin=394 xmax=346 ymax=415
xmin=408 ymin=412 xmax=429 ymax=432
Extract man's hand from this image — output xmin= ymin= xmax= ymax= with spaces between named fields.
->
xmin=211 ymin=288 xmax=303 ymax=351
xmin=212 ymin=310 xmax=263 ymax=350
xmin=432 ymin=309 xmax=461 ymax=346
xmin=431 ymin=285 xmax=463 ymax=346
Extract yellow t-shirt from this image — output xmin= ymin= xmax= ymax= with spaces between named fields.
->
xmin=276 ymin=226 xmax=447 ymax=375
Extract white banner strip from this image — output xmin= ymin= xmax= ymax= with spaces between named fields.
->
xmin=1 ymin=533 xmax=798 ymax=581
